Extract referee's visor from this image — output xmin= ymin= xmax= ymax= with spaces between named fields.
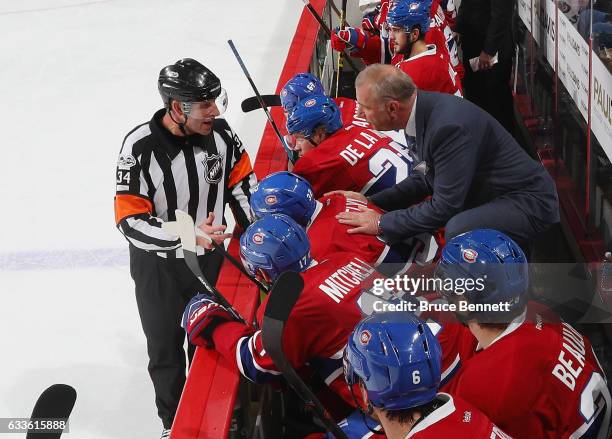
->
xmin=185 ymin=88 xmax=228 ymax=119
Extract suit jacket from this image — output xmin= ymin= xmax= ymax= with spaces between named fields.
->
xmin=369 ymin=91 xmax=559 ymax=243
xmin=456 ymin=0 xmax=514 ymax=61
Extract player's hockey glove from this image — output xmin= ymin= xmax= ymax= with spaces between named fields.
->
xmin=331 ymin=27 xmax=368 ymax=54
xmin=314 ymin=410 xmax=381 ymax=438
xmin=181 ymin=293 xmax=234 ymax=348
xmin=361 ymin=9 xmax=379 ymax=34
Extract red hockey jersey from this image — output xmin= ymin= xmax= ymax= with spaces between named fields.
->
xmin=395 ymin=45 xmax=462 ymax=96
xmin=307 ymin=194 xmax=438 ymax=275
xmin=328 ymin=393 xmax=510 ymax=438
xmin=430 ymin=0 xmax=463 ymax=79
xmin=406 ymin=394 xmax=512 ymax=438
xmin=334 ymin=97 xmax=370 ymax=129
xmin=415 ymin=294 xmax=478 ymax=389
xmin=292 ymin=126 xmax=414 ymax=198
xmin=350 ymin=0 xmax=461 ymax=81
xmin=436 ymin=0 xmax=457 ymax=29
xmin=212 ymin=254 xmax=376 ymax=400
xmin=449 ymin=302 xmax=612 ymax=439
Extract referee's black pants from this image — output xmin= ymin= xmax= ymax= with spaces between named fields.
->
xmin=129 ymin=245 xmax=224 ymax=429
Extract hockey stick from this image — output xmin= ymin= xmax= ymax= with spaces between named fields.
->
xmin=262 ymin=271 xmax=349 ymax=439
xmin=164 ymin=210 xmax=247 ymax=324
xmin=227 ymin=40 xmax=298 ymax=164
xmin=329 ymin=0 xmax=352 ymax=27
xmin=301 ymin=0 xmax=361 ymax=73
xmin=194 ymin=227 xmax=271 ymax=293
xmin=335 ymin=0 xmax=348 ymax=97
xmin=241 ymin=94 xmax=281 ymax=113
xmin=26 ymin=384 xmax=77 ymax=439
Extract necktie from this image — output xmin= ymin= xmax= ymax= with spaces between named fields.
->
xmin=404 ymin=133 xmax=418 ymax=161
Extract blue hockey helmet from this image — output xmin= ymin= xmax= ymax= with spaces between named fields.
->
xmin=280 ymin=73 xmax=325 ymax=113
xmin=240 ymin=214 xmax=312 ymax=282
xmin=386 ymin=0 xmax=431 ymax=34
xmin=344 ymin=312 xmax=442 ymax=410
xmin=250 ymin=172 xmax=317 ymax=227
xmin=435 ymin=229 xmax=528 ymax=322
xmin=286 ymin=94 xmax=343 ymax=139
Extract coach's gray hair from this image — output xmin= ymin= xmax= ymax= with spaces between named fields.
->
xmin=355 ymin=64 xmax=416 ymax=102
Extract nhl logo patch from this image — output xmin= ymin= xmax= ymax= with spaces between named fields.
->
xmin=304 ymin=98 xmax=317 ymax=108
xmin=117 ymin=154 xmax=136 ymax=168
xmin=265 ymin=195 xmax=277 ymax=205
xmin=462 ymin=249 xmax=478 ymax=263
xmin=203 ymin=152 xmax=223 ymax=184
xmin=359 ymin=330 xmax=372 ymax=345
xmin=252 ymin=232 xmax=265 ymax=244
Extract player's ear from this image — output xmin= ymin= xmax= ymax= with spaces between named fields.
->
xmin=170 ymin=100 xmax=187 ymax=122
xmin=312 ymin=126 xmax=327 ymax=145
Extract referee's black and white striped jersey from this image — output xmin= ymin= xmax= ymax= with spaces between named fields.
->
xmin=114 ymin=109 xmax=257 ymax=258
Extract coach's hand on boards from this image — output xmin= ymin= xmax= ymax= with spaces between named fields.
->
xmin=196 ymin=212 xmax=232 ymax=250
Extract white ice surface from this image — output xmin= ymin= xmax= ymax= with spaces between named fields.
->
xmin=0 ymin=1 xmax=303 ymax=437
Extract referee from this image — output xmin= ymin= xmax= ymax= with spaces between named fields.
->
xmin=114 ymin=58 xmax=256 ymax=438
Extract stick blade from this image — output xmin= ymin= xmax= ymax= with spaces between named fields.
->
xmin=264 ymin=271 xmax=304 ymax=322
xmin=241 ymin=94 xmax=281 ymax=112
xmin=173 ymin=210 xmax=197 ymax=253
xmin=27 ymin=384 xmax=77 ymax=439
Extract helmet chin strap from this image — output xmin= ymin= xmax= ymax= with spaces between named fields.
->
xmin=307 ymin=137 xmax=319 ymax=148
xmin=348 ymin=383 xmax=385 ymax=435
xmin=167 ymin=100 xmax=190 ymax=136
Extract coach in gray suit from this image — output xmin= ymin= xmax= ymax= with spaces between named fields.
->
xmin=334 ymin=64 xmax=559 ymax=252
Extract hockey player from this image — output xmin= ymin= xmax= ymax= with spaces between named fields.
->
xmin=387 ymin=0 xmax=462 ymax=96
xmin=339 ymin=312 xmax=512 ymax=438
xmin=436 ymin=0 xmax=457 ymax=28
xmin=286 ymin=95 xmax=414 ymax=198
xmin=430 ymin=0 xmax=463 ymax=79
xmin=437 ymin=229 xmax=612 ymax=439
xmin=248 ymin=173 xmax=475 ymax=388
xmin=280 ymin=73 xmax=370 ymax=129
xmin=331 ymin=0 xmax=462 ymax=81
xmin=249 ymin=171 xmax=439 ymax=275
xmin=181 ymin=214 xmax=377 ymax=410
xmin=280 ymin=72 xmax=325 ymax=114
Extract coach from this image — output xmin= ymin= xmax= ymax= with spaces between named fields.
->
xmin=335 ymin=64 xmax=559 ymax=253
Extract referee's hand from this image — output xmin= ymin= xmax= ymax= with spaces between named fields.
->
xmin=196 ymin=212 xmax=232 ymax=250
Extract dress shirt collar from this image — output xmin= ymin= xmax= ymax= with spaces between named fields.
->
xmin=404 ymin=93 xmax=418 ymax=137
